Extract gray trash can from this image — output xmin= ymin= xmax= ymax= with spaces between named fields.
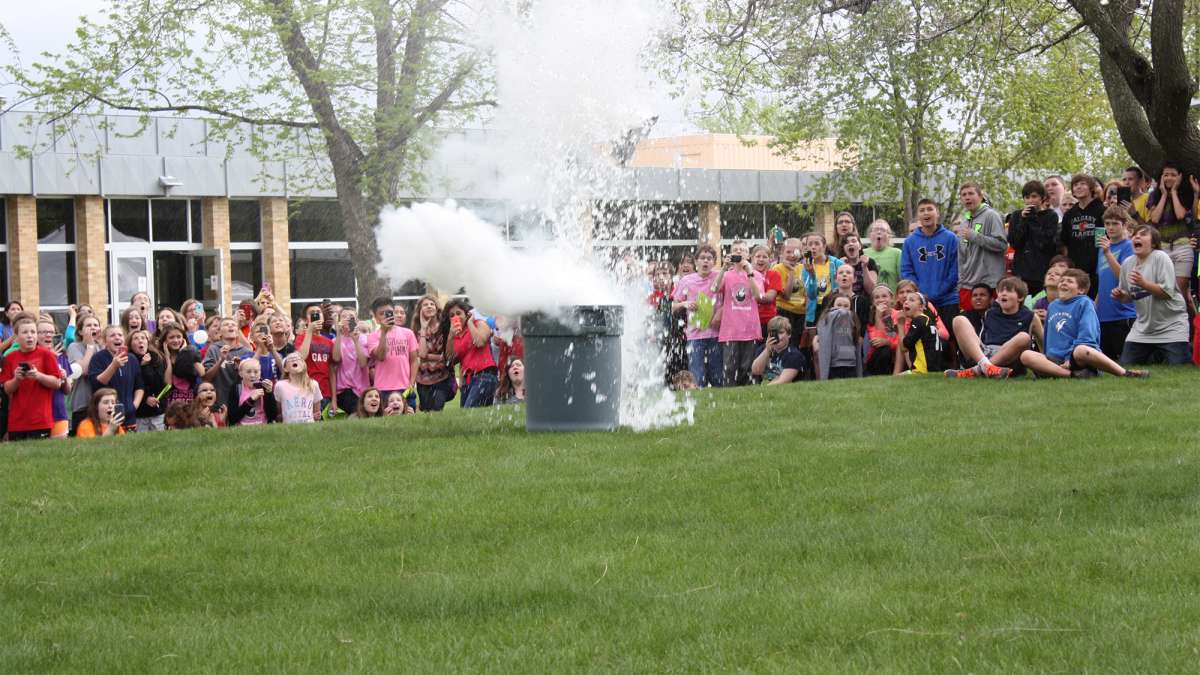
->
xmin=522 ymin=305 xmax=623 ymax=432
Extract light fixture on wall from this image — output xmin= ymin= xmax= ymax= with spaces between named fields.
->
xmin=159 ymin=175 xmax=183 ymax=193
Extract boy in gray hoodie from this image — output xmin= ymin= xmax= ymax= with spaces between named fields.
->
xmin=954 ymin=181 xmax=1008 ymax=310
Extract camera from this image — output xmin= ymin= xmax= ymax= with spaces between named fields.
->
xmin=730 ymin=254 xmax=743 ymax=264
xmin=348 ymin=317 xmax=358 ymax=330
xmin=253 ymin=381 xmax=267 ymax=390
xmin=309 ymin=311 xmax=320 ymax=322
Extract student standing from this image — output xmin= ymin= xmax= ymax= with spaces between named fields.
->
xmin=1007 ymin=180 xmax=1061 ymax=296
xmin=366 ymin=298 xmax=420 ymax=401
xmin=864 ymin=220 xmax=901 ymax=293
xmin=88 ymin=326 xmax=144 ymax=431
xmin=1095 ymin=206 xmax=1137 ymax=360
xmin=954 ymin=182 xmax=1008 ymax=310
xmin=1059 ymin=174 xmax=1106 ymax=297
xmin=1 ymin=313 xmax=64 ymax=441
xmin=901 ymin=199 xmax=960 ymax=326
xmin=710 ymin=240 xmax=763 ymax=386
xmin=671 ymin=245 xmax=723 ymax=387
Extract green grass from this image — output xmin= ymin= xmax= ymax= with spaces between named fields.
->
xmin=3 ymin=368 xmax=1200 ymax=672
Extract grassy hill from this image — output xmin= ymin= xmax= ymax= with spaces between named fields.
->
xmin=3 ymin=369 xmax=1199 ymax=672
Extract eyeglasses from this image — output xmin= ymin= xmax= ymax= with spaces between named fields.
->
xmin=37 ymin=329 xmax=56 ymax=335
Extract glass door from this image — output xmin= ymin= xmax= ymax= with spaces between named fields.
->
xmin=110 ymin=249 xmax=154 ymax=324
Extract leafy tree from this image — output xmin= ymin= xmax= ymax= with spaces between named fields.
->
xmin=1063 ymin=0 xmax=1200 ymax=178
xmin=5 ymin=0 xmax=492 ymax=309
xmin=679 ymin=0 xmax=1128 ymax=222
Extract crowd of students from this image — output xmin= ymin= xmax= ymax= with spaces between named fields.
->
xmin=653 ymin=166 xmax=1199 ymax=387
xmin=0 ymin=289 xmax=526 ymax=441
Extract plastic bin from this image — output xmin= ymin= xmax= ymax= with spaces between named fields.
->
xmin=521 ymin=305 xmax=624 ymax=432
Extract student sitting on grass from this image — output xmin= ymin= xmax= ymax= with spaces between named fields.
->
xmin=670 ymin=370 xmax=699 ymax=391
xmin=896 ymin=292 xmax=948 ymax=374
xmin=814 ymin=294 xmax=863 ymax=380
xmin=945 ymin=276 xmax=1040 ymax=379
xmin=1025 ymin=255 xmax=1071 ymax=316
xmin=1019 ymin=269 xmax=1148 ymax=378
xmin=1 ymin=313 xmax=65 ymax=441
xmin=352 ymin=388 xmax=385 ymax=418
xmin=384 ymin=391 xmax=412 ymax=416
xmin=275 ymin=352 xmax=322 ymax=423
xmin=959 ymin=283 xmax=993 ymax=335
xmin=1111 ymin=225 xmax=1193 ymax=365
xmin=75 ymin=388 xmax=126 ymax=437
xmin=225 ymin=357 xmax=277 ymax=426
xmin=751 ymin=316 xmax=805 ymax=384
xmin=864 ymin=285 xmax=899 ymax=376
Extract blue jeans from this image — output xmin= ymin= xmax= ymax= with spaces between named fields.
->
xmin=461 ymin=371 xmax=499 ymax=408
xmin=687 ymin=338 xmax=724 ymax=387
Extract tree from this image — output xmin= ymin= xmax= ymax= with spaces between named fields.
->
xmin=1064 ymin=0 xmax=1200 ymax=178
xmin=5 ymin=0 xmax=492 ymax=309
xmin=677 ymin=0 xmax=1128 ymax=222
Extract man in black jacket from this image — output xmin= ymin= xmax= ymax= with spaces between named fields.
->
xmin=1007 ymin=180 xmax=1061 ymax=296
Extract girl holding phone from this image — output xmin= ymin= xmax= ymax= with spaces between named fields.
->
xmin=442 ymin=298 xmax=497 ymax=408
xmin=75 ymin=388 xmax=125 ymax=437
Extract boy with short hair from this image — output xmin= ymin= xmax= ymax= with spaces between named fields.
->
xmin=365 ymin=297 xmax=420 ymax=401
xmin=960 ymin=283 xmax=993 ymax=334
xmin=1007 ymin=180 xmax=1061 ymax=295
xmin=1112 ymin=224 xmax=1192 ymax=365
xmin=1018 ymin=269 xmax=1148 ymax=378
xmin=0 ymin=313 xmax=64 ymax=441
xmin=295 ymin=305 xmax=336 ymax=407
xmin=945 ymin=277 xmax=1040 ymax=379
xmin=1095 ymin=206 xmax=1137 ymax=360
xmin=671 ymin=245 xmax=723 ymax=387
xmin=751 ymin=316 xmax=806 ymax=384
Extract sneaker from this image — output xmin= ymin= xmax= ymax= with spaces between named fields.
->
xmin=1070 ymin=368 xmax=1097 ymax=379
xmin=944 ymin=368 xmax=978 ymax=379
xmin=1123 ymin=369 xmax=1150 ymax=379
xmin=981 ymin=363 xmax=1012 ymax=379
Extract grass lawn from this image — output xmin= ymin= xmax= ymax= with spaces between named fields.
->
xmin=3 ymin=367 xmax=1200 ymax=672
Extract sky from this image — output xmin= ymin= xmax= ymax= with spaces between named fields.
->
xmin=0 ymin=0 xmax=700 ymax=137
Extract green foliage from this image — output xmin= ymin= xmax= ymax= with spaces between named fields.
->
xmin=2 ymin=369 xmax=1199 ymax=670
xmin=684 ymin=0 xmax=1128 ymax=222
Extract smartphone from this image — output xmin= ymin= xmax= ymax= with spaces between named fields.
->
xmin=262 ymin=281 xmax=272 ymax=294
xmin=1117 ymin=186 xmax=1132 ymax=203
xmin=52 ymin=334 xmax=64 ymax=350
xmin=322 ymin=298 xmax=331 ymax=307
xmin=805 ymin=251 xmax=814 ymax=263
xmin=450 ymin=315 xmax=464 ymax=334
xmin=348 ymin=317 xmax=358 ymax=331
xmin=253 ymin=381 xmax=266 ymax=390
xmin=257 ymin=324 xmax=269 ymax=336
xmin=730 ymin=254 xmax=743 ymax=264
xmin=239 ymin=302 xmax=255 ymax=320
xmin=18 ymin=362 xmax=31 ymax=373
xmin=113 ymin=403 xmax=125 ymax=419
xmin=309 ymin=310 xmax=320 ymax=322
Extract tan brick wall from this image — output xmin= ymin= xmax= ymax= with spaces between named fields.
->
xmin=6 ymin=196 xmax=40 ymax=316
xmin=259 ymin=197 xmax=291 ymax=310
xmin=202 ymin=197 xmax=233 ymax=315
xmin=698 ymin=202 xmax=721 ymax=246
xmin=74 ymin=196 xmax=109 ymax=315
xmin=816 ymin=204 xmax=835 ymax=242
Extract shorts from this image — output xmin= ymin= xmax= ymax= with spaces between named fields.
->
xmin=9 ymin=429 xmax=51 ymax=441
xmin=1054 ymin=354 xmax=1098 ymax=377
xmin=965 ymin=343 xmax=1027 ymax=376
xmin=1163 ymin=239 xmax=1195 ymax=278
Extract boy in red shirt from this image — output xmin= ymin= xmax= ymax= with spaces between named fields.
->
xmin=295 ymin=304 xmax=335 ymax=407
xmin=1 ymin=313 xmax=64 ymax=441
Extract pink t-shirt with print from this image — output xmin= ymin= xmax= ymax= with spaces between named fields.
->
xmin=716 ymin=270 xmax=764 ymax=342
xmin=365 ymin=326 xmax=420 ymax=391
xmin=670 ymin=272 xmax=720 ymax=341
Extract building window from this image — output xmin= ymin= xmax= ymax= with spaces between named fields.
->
xmin=108 ymin=199 xmax=150 ymax=243
xmin=38 ymin=251 xmax=77 ymax=307
xmin=288 ymin=200 xmax=345 ymax=242
xmin=191 ymin=200 xmax=203 ymax=244
xmin=229 ymin=200 xmax=262 ymax=243
xmin=290 ymin=248 xmax=355 ymax=300
xmin=36 ymin=198 xmax=76 ymax=244
xmin=719 ymin=204 xmax=765 ymax=240
xmin=231 ymin=250 xmax=263 ymax=303
xmin=766 ymin=203 xmax=815 ymax=236
xmin=151 ymin=200 xmax=190 ymax=242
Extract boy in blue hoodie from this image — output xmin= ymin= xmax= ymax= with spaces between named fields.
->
xmin=1019 ymin=269 xmax=1148 ymax=378
xmin=901 ymin=198 xmax=960 ymax=325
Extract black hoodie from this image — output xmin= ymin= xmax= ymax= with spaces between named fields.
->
xmin=1006 ymin=207 xmax=1060 ymax=284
